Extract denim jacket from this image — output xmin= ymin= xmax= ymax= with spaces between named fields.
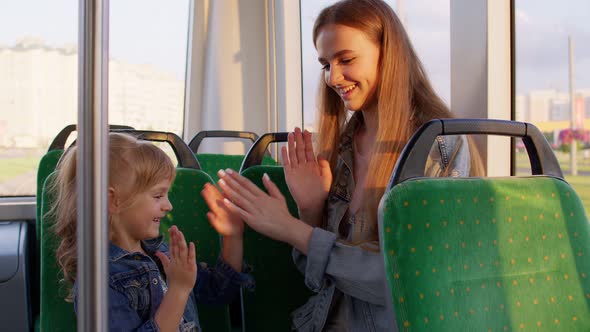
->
xmin=291 ymin=114 xmax=472 ymax=332
xmin=74 ymin=236 xmax=254 ymax=332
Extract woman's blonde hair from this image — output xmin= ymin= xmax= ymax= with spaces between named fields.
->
xmin=46 ymin=132 xmax=176 ymax=301
xmin=313 ymin=0 xmax=484 ymax=239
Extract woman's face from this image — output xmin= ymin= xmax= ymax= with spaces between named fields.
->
xmin=316 ymin=24 xmax=381 ymax=112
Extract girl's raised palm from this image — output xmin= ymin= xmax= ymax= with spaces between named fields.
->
xmin=155 ymin=226 xmax=197 ymax=293
xmin=201 ymin=182 xmax=244 ymax=237
xmin=282 ymin=128 xmax=332 ymax=221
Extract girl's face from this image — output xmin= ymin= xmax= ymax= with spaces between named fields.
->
xmin=316 ymin=24 xmax=381 ymax=112
xmin=111 ymin=178 xmax=173 ymax=249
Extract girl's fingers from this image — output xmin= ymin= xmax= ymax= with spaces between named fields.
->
xmin=169 ymin=227 xmax=178 ymax=259
xmin=201 ymin=183 xmax=222 ymax=213
xmin=155 ymin=251 xmax=170 ymax=270
xmin=294 ymin=127 xmax=306 ymax=163
xmin=287 ymin=132 xmax=298 ymax=165
xmin=176 ymin=229 xmax=188 ymax=259
xmin=187 ymin=242 xmax=196 ymax=265
xmin=303 ymin=130 xmax=316 ymax=163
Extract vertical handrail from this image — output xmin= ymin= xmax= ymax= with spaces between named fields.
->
xmin=77 ymin=0 xmax=109 ymax=331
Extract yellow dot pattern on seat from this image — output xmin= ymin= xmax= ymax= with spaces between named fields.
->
xmin=380 ymin=177 xmax=590 ymax=331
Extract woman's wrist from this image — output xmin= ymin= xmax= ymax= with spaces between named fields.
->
xmin=284 ymin=216 xmax=313 ymax=255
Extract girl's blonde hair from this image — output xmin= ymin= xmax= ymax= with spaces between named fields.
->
xmin=47 ymin=132 xmax=176 ymax=301
xmin=313 ymin=0 xmax=484 ymax=239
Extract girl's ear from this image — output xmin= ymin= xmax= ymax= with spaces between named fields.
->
xmin=108 ymin=187 xmax=119 ymax=214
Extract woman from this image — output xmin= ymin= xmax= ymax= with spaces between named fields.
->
xmin=218 ymin=0 xmax=483 ymax=330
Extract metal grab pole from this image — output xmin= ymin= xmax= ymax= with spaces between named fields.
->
xmin=77 ymin=0 xmax=109 ymax=331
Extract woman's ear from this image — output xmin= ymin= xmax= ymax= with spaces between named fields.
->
xmin=108 ymin=187 xmax=119 ymax=214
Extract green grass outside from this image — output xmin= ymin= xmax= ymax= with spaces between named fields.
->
xmin=516 ymin=150 xmax=590 ymax=172
xmin=563 ymin=175 xmax=590 ymax=214
xmin=0 ymin=157 xmax=40 ymax=182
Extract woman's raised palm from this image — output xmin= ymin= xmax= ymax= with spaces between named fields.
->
xmin=281 ymin=128 xmax=332 ymax=217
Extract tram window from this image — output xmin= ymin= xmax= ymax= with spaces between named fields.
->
xmin=0 ymin=1 xmax=77 ymax=197
xmin=0 ymin=0 xmax=189 ymax=197
xmin=109 ymin=0 xmax=189 ymax=136
xmin=300 ymin=0 xmax=451 ymax=130
xmin=513 ymin=0 xmax=590 ymax=211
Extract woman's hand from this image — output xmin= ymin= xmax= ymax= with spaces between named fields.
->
xmin=201 ymin=182 xmax=244 ymax=237
xmin=282 ymin=128 xmax=332 ymax=225
xmin=217 ymin=169 xmax=313 ymax=254
xmin=155 ymin=226 xmax=197 ymax=294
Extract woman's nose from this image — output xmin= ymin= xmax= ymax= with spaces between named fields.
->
xmin=326 ymin=66 xmax=343 ymax=86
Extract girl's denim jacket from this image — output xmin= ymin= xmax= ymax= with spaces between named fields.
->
xmin=291 ymin=115 xmax=472 ymax=332
xmin=73 ymin=236 xmax=254 ymax=332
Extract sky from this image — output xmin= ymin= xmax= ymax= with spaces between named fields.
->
xmin=1 ymin=0 xmax=589 ymax=120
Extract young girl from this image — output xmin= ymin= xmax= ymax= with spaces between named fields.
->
xmin=216 ymin=0 xmax=483 ymax=331
xmin=48 ymin=132 xmax=253 ymax=331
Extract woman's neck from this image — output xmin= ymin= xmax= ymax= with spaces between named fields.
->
xmin=356 ymin=110 xmax=378 ymax=155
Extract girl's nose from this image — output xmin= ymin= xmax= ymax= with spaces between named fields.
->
xmin=164 ymin=198 xmax=173 ymax=212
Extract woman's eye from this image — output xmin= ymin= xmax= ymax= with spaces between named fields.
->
xmin=340 ymin=58 xmax=354 ymax=64
xmin=321 ymin=63 xmax=330 ymax=70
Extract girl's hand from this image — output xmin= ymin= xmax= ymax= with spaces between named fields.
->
xmin=217 ymin=169 xmax=312 ymax=250
xmin=155 ymin=226 xmax=197 ymax=294
xmin=281 ymin=128 xmax=332 ymax=225
xmin=201 ymin=182 xmax=244 ymax=237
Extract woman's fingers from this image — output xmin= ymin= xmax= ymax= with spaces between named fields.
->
xmin=294 ymin=127 xmax=306 ymax=163
xmin=303 ymin=130 xmax=316 ymax=163
xmin=281 ymin=146 xmax=290 ymax=169
xmin=221 ymin=169 xmax=265 ymax=198
xmin=222 ymin=197 xmax=252 ymax=222
xmin=218 ymin=175 xmax=258 ymax=213
xmin=287 ymin=131 xmax=298 ymax=165
xmin=262 ymin=173 xmax=285 ymax=203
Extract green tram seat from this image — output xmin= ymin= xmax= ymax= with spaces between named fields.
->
xmin=378 ymin=119 xmax=590 ymax=331
xmin=39 ymin=130 xmax=231 ymax=332
xmin=188 ymin=130 xmax=275 ymax=183
xmin=239 ymin=132 xmax=313 ymax=331
xmin=35 ymin=124 xmax=133 ymax=330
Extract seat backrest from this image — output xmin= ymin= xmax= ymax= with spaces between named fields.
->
xmin=39 ymin=131 xmax=231 ymax=332
xmin=195 ymin=154 xmax=276 ymax=183
xmin=379 ymin=119 xmax=590 ymax=331
xmin=187 ymin=130 xmax=275 ymax=183
xmin=161 ymin=167 xmax=232 ymax=332
xmin=39 ymin=172 xmax=76 ymax=332
xmin=239 ymin=133 xmax=313 ymax=331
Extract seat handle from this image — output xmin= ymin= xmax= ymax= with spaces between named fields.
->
xmin=240 ymin=132 xmax=289 ymax=171
xmin=188 ymin=130 xmax=259 ymax=153
xmin=113 ymin=130 xmax=200 ymax=169
xmin=388 ymin=118 xmax=563 ymax=188
xmin=48 ymin=124 xmax=134 ymax=151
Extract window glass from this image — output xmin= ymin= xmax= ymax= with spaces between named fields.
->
xmin=514 ymin=0 xmax=590 ymax=210
xmin=0 ymin=0 xmax=189 ymax=196
xmin=300 ymin=0 xmax=451 ymax=130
